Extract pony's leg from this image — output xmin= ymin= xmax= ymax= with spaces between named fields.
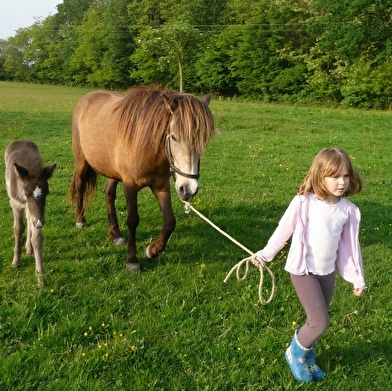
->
xmin=71 ymin=124 xmax=88 ymax=228
xmin=104 ymin=179 xmax=126 ymax=245
xmin=144 ymin=185 xmax=176 ymax=260
xmin=30 ymin=226 xmax=46 ymax=287
xmin=11 ymin=207 xmax=24 ymax=268
xmin=123 ymin=184 xmax=140 ymax=272
xmin=25 ymin=207 xmax=33 ymax=254
xmin=71 ymin=161 xmax=89 ymax=228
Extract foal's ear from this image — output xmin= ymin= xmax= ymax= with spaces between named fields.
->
xmin=202 ymin=93 xmax=211 ymax=105
xmin=14 ymin=163 xmax=30 ymax=180
xmin=43 ymin=164 xmax=56 ymax=179
xmin=162 ymin=93 xmax=178 ymax=114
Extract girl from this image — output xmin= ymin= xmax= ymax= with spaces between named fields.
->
xmin=251 ymin=147 xmax=366 ymax=382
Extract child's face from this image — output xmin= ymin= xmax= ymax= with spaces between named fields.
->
xmin=324 ymin=168 xmax=350 ymax=198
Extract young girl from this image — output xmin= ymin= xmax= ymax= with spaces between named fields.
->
xmin=251 ymin=147 xmax=366 ymax=382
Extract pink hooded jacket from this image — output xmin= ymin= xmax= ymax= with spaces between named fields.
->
xmin=255 ymin=193 xmax=366 ymax=289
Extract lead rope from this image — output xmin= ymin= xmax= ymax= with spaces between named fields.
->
xmin=183 ymin=201 xmax=276 ymax=305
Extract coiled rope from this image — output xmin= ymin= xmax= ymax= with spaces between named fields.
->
xmin=183 ymin=202 xmax=276 ymax=305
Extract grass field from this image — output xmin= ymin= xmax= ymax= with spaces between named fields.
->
xmin=0 ymin=81 xmax=391 ymax=390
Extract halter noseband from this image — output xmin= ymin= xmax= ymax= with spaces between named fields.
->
xmin=165 ymin=133 xmax=200 ymax=180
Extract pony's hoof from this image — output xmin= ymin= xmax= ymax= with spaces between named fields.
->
xmin=76 ymin=222 xmax=86 ymax=228
xmin=126 ymin=263 xmax=141 ymax=273
xmin=143 ymin=246 xmax=156 ymax=260
xmin=113 ymin=237 xmax=126 ymax=245
xmin=11 ymin=261 xmax=19 ymax=268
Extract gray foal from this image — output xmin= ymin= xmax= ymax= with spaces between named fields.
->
xmin=5 ymin=140 xmax=56 ymax=286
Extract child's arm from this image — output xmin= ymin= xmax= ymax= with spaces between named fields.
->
xmin=251 ymin=195 xmax=300 ymax=266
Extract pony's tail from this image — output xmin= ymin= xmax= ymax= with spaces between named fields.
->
xmin=69 ymin=165 xmax=98 ymax=211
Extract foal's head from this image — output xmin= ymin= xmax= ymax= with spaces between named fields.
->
xmin=15 ymin=163 xmax=56 ymax=228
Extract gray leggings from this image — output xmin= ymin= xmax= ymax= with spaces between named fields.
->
xmin=290 ymin=271 xmax=335 ymax=348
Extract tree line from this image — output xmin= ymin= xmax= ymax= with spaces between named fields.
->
xmin=1 ymin=0 xmax=392 ymax=109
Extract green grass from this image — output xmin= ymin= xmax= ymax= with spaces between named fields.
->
xmin=0 ymin=81 xmax=391 ymax=390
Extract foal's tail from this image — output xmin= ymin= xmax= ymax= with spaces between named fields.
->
xmin=69 ymin=165 xmax=98 ymax=211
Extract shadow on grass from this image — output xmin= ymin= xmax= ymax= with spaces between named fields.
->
xmin=139 ymin=200 xmax=288 ymax=274
xmin=42 ymin=197 xmax=392 ymax=276
xmin=327 ymin=338 xmax=392 ymax=375
xmin=356 ymin=200 xmax=392 ymax=248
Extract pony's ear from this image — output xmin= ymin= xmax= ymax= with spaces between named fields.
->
xmin=162 ymin=93 xmax=178 ymax=114
xmin=43 ymin=164 xmax=56 ymax=179
xmin=14 ymin=163 xmax=30 ymax=180
xmin=202 ymin=94 xmax=211 ymax=105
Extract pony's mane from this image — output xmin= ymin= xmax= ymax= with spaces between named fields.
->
xmin=113 ymin=86 xmax=215 ymax=154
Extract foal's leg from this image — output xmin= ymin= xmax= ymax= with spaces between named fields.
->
xmin=24 ymin=207 xmax=45 ymax=286
xmin=144 ymin=184 xmax=176 ymax=260
xmin=30 ymin=226 xmax=45 ymax=286
xmin=11 ymin=207 xmax=25 ymax=268
xmin=104 ymin=179 xmax=126 ymax=245
xmin=25 ymin=207 xmax=33 ymax=254
xmin=123 ymin=183 xmax=140 ymax=272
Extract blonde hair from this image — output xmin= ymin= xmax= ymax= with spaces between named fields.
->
xmin=298 ymin=148 xmax=363 ymax=198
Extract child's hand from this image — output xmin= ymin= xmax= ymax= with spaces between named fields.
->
xmin=251 ymin=254 xmax=262 ymax=268
xmin=353 ymin=288 xmax=365 ymax=296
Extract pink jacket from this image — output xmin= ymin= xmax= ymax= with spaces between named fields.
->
xmin=256 ymin=194 xmax=366 ymax=289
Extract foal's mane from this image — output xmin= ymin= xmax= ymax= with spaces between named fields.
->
xmin=113 ymin=86 xmax=215 ymax=154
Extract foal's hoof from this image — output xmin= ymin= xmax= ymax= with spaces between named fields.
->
xmin=126 ymin=263 xmax=141 ymax=273
xmin=35 ymin=273 xmax=48 ymax=288
xmin=113 ymin=237 xmax=126 ymax=245
xmin=76 ymin=222 xmax=86 ymax=228
xmin=37 ymin=274 xmax=47 ymax=288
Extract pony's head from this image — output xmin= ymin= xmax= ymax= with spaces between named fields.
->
xmin=114 ymin=86 xmax=215 ymax=202
xmin=163 ymin=91 xmax=215 ymax=201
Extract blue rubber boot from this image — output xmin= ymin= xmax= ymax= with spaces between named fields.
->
xmin=307 ymin=344 xmax=325 ymax=381
xmin=285 ymin=331 xmax=313 ymax=382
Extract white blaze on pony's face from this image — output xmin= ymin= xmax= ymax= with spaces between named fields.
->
xmin=167 ymin=124 xmax=200 ymax=202
xmin=173 ymin=152 xmax=200 ymax=201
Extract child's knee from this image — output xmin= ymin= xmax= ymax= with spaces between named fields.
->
xmin=316 ymin=316 xmax=330 ymax=336
xmin=308 ymin=315 xmax=329 ymax=337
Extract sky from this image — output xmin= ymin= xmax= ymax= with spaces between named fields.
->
xmin=0 ymin=0 xmax=61 ymax=40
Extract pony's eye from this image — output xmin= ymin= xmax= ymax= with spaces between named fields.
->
xmin=171 ymin=135 xmax=178 ymax=142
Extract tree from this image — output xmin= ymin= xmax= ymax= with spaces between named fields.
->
xmin=306 ymin=0 xmax=392 ymax=107
xmin=56 ymin=0 xmax=94 ymax=26
xmin=1 ymin=28 xmax=32 ymax=81
xmin=131 ymin=13 xmax=204 ymax=92
xmin=194 ymin=28 xmax=240 ymax=95
xmin=1 ymin=0 xmax=392 ymax=108
xmin=309 ymin=0 xmax=392 ymax=63
xmin=222 ymin=0 xmax=312 ymax=100
xmin=70 ymin=0 xmax=134 ymax=88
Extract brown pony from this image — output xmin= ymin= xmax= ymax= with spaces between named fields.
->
xmin=70 ymin=86 xmax=215 ymax=272
xmin=5 ymin=140 xmax=56 ymax=286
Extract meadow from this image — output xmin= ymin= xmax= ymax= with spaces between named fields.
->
xmin=0 ymin=81 xmax=391 ymax=390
